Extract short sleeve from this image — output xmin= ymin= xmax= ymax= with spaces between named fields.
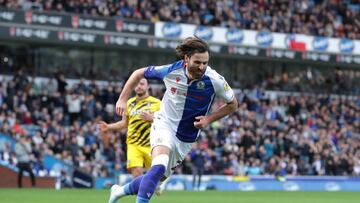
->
xmin=144 ymin=60 xmax=184 ymax=80
xmin=213 ymin=74 xmax=234 ymax=103
xmin=125 ymin=100 xmax=131 ymax=117
xmin=153 ymin=99 xmax=161 ymax=112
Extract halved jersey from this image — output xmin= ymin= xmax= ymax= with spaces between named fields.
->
xmin=144 ymin=60 xmax=234 ymax=143
xmin=126 ymin=96 xmax=161 ymax=147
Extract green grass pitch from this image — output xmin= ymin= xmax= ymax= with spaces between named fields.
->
xmin=0 ymin=189 xmax=359 ymax=203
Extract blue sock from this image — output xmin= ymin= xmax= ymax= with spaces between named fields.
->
xmin=124 ymin=175 xmax=144 ymax=195
xmin=136 ymin=165 xmax=165 ymax=203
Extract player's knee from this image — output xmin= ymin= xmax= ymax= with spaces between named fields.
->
xmin=151 ymin=154 xmax=169 ymax=171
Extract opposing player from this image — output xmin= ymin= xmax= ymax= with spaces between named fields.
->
xmin=99 ymin=78 xmax=160 ymax=178
xmin=108 ymin=36 xmax=238 ymax=203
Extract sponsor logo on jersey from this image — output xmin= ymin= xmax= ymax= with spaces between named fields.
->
xmin=130 ymin=109 xmax=149 ymax=116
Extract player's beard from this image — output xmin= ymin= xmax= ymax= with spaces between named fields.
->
xmin=189 ymin=69 xmax=205 ymax=79
xmin=136 ymin=90 xmax=146 ymax=97
xmin=187 ymin=64 xmax=206 ymax=79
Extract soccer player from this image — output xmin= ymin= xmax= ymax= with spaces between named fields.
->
xmin=108 ymin=36 xmax=238 ymax=203
xmin=99 ymin=78 xmax=160 ymax=178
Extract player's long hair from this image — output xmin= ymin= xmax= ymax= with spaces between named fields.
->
xmin=175 ymin=36 xmax=209 ymax=60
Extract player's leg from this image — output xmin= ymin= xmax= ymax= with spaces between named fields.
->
xmin=135 ymin=117 xmax=176 ymax=203
xmin=131 ymin=167 xmax=143 ymax=178
xmin=198 ymin=167 xmax=204 ymax=190
xmin=155 ymin=175 xmax=169 ymax=196
xmin=25 ymin=163 xmax=36 ymax=187
xmin=192 ymin=166 xmax=198 ymax=190
xmin=126 ymin=144 xmax=146 ymax=177
xmin=17 ymin=163 xmax=24 ymax=188
xmin=108 ymin=175 xmax=144 ymax=203
xmin=142 ymin=145 xmax=168 ymax=196
xmin=131 ymin=144 xmax=152 ymax=178
xmin=136 ymin=146 xmax=170 ymax=203
xmin=108 ymin=145 xmax=145 ymax=203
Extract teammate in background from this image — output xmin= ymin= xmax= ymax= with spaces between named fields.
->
xmin=99 ymin=78 xmax=160 ymax=178
xmin=108 ymin=36 xmax=238 ymax=203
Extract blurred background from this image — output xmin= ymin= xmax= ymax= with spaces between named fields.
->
xmin=0 ymin=0 xmax=359 ymax=193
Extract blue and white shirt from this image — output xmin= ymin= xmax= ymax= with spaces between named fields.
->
xmin=144 ymin=60 xmax=234 ymax=143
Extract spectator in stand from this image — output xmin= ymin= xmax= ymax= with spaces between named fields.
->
xmin=2 ymin=0 xmax=359 ymax=39
xmin=55 ymin=72 xmax=67 ymax=96
xmin=14 ymin=135 xmax=36 ymax=188
xmin=190 ymin=144 xmax=207 ymax=190
xmin=0 ymin=69 xmax=359 ymax=179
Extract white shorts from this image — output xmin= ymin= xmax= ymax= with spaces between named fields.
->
xmin=150 ymin=116 xmax=193 ymax=178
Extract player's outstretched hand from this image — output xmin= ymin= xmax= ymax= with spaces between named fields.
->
xmin=98 ymin=121 xmax=109 ymax=132
xmin=115 ymin=98 xmax=127 ymax=117
xmin=194 ymin=116 xmax=209 ymax=129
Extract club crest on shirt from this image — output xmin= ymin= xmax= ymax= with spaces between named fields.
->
xmin=196 ymin=81 xmax=205 ymax=90
xmin=130 ymin=101 xmax=136 ymax=107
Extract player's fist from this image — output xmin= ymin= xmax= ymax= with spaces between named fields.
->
xmin=98 ymin=121 xmax=109 ymax=132
xmin=194 ymin=116 xmax=209 ymax=129
xmin=115 ymin=98 xmax=127 ymax=117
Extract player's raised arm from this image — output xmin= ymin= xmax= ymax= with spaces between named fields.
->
xmin=116 ymin=68 xmax=145 ymax=116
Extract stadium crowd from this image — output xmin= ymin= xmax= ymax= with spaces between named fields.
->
xmin=1 ymin=0 xmax=359 ymax=39
xmin=0 ymin=70 xmax=359 ymax=178
xmin=251 ymin=67 xmax=360 ymax=95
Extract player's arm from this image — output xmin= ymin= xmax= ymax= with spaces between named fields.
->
xmin=98 ymin=117 xmax=128 ymax=132
xmin=116 ymin=68 xmax=145 ymax=116
xmin=116 ymin=62 xmax=175 ymax=116
xmin=141 ymin=99 xmax=161 ymax=122
xmin=140 ymin=111 xmax=154 ymax=122
xmin=194 ymin=74 xmax=237 ymax=129
xmin=194 ymin=97 xmax=238 ymax=129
